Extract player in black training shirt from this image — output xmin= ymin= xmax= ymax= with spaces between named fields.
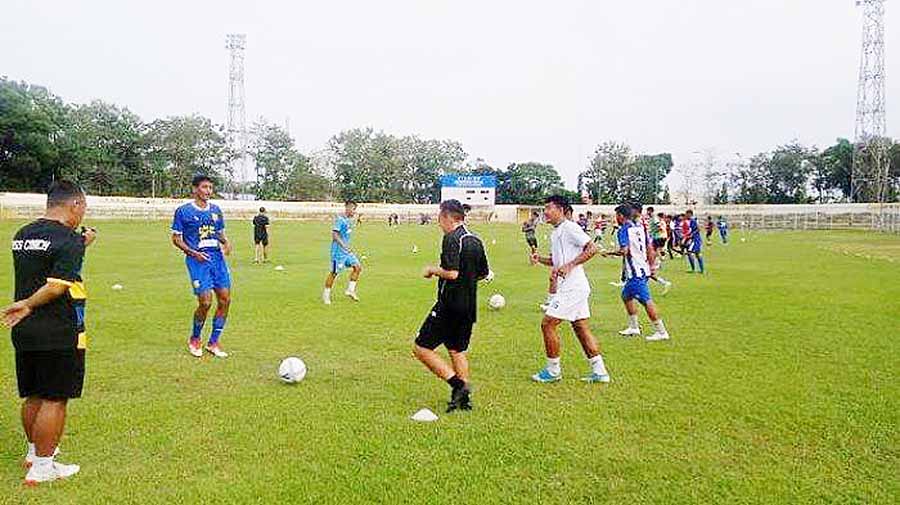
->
xmin=414 ymin=199 xmax=490 ymax=412
xmin=2 ymin=181 xmax=96 ymax=485
xmin=253 ymin=207 xmax=270 ymax=263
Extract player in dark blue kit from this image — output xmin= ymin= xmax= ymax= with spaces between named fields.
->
xmin=171 ymin=175 xmax=233 ymax=358
xmin=684 ymin=209 xmax=705 ymax=274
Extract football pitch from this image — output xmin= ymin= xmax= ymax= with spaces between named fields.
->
xmin=0 ymin=220 xmax=897 ymax=504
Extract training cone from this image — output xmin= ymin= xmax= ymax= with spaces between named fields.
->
xmin=411 ymin=408 xmax=438 ymax=422
xmin=274 ymin=265 xmax=285 ymax=271
xmin=111 ymin=284 xmax=124 ymax=290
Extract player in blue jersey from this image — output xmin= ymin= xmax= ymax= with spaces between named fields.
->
xmin=685 ymin=209 xmax=705 ymax=273
xmin=323 ymin=202 xmax=363 ymax=304
xmin=171 ymin=175 xmax=233 ymax=358
xmin=603 ymin=204 xmax=670 ymax=341
xmin=717 ymin=215 xmax=729 ymax=244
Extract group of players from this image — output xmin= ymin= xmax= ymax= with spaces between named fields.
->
xmin=2 ymin=173 xmax=720 ymax=484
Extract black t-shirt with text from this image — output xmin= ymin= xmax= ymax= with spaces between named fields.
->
xmin=436 ymin=225 xmax=489 ymax=322
xmin=253 ymin=214 xmax=270 ymax=236
xmin=11 ymin=219 xmax=86 ymax=351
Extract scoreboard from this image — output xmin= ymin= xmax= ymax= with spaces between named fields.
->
xmin=440 ymin=175 xmax=496 ymax=206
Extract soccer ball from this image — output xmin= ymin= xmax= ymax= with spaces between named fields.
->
xmin=489 ymin=294 xmax=506 ymax=310
xmin=278 ymin=357 xmax=307 ymax=383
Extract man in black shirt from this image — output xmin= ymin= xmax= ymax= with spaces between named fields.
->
xmin=414 ymin=199 xmax=490 ymax=412
xmin=253 ymin=207 xmax=270 ymax=263
xmin=2 ymin=181 xmax=96 ymax=485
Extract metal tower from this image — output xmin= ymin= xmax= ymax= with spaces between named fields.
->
xmin=225 ymin=34 xmax=249 ymax=183
xmin=851 ymin=1 xmax=888 ymax=204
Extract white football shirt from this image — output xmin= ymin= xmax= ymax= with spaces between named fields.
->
xmin=550 ymin=219 xmax=592 ymax=292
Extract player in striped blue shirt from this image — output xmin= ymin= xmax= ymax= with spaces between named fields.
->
xmin=685 ymin=209 xmax=705 ymax=273
xmin=323 ymin=202 xmax=363 ymax=304
xmin=170 ymin=175 xmax=232 ymax=358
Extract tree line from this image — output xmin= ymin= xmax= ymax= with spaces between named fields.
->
xmin=3 ymin=77 xmax=897 ymax=205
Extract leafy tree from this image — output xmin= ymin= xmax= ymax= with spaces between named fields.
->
xmin=579 ymin=142 xmax=671 ymax=204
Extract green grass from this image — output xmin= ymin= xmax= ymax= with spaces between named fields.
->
xmin=0 ymin=220 xmax=897 ymax=504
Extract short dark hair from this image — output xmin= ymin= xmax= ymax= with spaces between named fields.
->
xmin=614 ymin=204 xmax=631 ymax=217
xmin=439 ymin=199 xmax=466 ymax=220
xmin=47 ymin=180 xmax=85 ymax=208
xmin=630 ymin=202 xmax=643 ymax=214
xmin=192 ymin=174 xmax=213 ymax=187
xmin=646 ymin=206 xmax=655 ymax=213
xmin=545 ymin=195 xmax=570 ymax=213
xmin=345 ymin=201 xmax=357 ymax=208
xmin=686 ymin=209 xmax=694 ymax=216
xmin=259 ymin=207 xmax=266 ymax=213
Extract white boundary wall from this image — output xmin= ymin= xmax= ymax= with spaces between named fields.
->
xmin=1 ymin=193 xmax=897 ymax=232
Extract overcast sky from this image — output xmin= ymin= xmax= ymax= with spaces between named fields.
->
xmin=3 ymin=0 xmax=898 ymax=189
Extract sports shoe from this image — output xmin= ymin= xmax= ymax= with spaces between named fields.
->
xmin=531 ymin=368 xmax=562 ymax=383
xmin=662 ymin=281 xmax=672 ymax=295
xmin=205 ymin=345 xmax=229 ymax=358
xmin=618 ymin=327 xmax=641 ymax=337
xmin=24 ymin=461 xmax=80 ymax=486
xmin=24 ymin=447 xmax=59 ymax=469
xmin=345 ymin=290 xmax=359 ymax=302
xmin=446 ymin=386 xmax=472 ymax=413
xmin=580 ymin=372 xmax=611 ymax=383
xmin=188 ymin=339 xmax=203 ymax=358
xmin=645 ymin=332 xmax=670 ymax=342
xmin=539 ymin=303 xmax=549 ymax=311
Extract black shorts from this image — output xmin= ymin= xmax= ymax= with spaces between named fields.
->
xmin=526 ymin=236 xmax=538 ymax=249
xmin=254 ymin=234 xmax=269 ymax=246
xmin=415 ymin=306 xmax=474 ymax=352
xmin=15 ymin=349 xmax=85 ymax=399
xmin=653 ymin=238 xmax=666 ymax=250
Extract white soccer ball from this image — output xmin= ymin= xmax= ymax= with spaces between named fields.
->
xmin=278 ymin=357 xmax=307 ymax=383
xmin=489 ymin=293 xmax=506 ymax=310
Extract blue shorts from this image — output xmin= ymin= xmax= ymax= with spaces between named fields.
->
xmin=185 ymin=251 xmax=231 ymax=295
xmin=621 ymin=277 xmax=652 ymax=304
xmin=690 ymin=238 xmax=702 ymax=253
xmin=331 ymin=253 xmax=360 ymax=274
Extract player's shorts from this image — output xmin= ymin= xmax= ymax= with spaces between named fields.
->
xmin=690 ymin=238 xmax=703 ymax=253
xmin=621 ymin=277 xmax=652 ymax=305
xmin=16 ymin=348 xmax=85 ymax=399
xmin=254 ymin=233 xmax=269 ymax=246
xmin=185 ymin=251 xmax=231 ymax=295
xmin=331 ymin=252 xmax=360 ymax=274
xmin=526 ymin=235 xmax=538 ymax=249
xmin=415 ymin=305 xmax=474 ymax=352
xmin=653 ymin=238 xmax=666 ymax=250
xmin=544 ymin=288 xmax=591 ymax=322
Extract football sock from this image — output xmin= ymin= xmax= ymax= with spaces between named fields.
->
xmin=191 ymin=318 xmax=205 ymax=340
xmin=546 ymin=357 xmax=561 ymax=376
xmin=628 ymin=314 xmax=639 ymax=329
xmin=209 ymin=316 xmax=226 ymax=345
xmin=323 ymin=288 xmax=332 ymax=298
xmin=588 ymin=355 xmax=608 ymax=376
xmin=27 ymin=442 xmax=35 ymax=457
xmin=348 ymin=281 xmax=357 ymax=293
xmin=687 ymin=255 xmax=696 ymax=271
xmin=447 ymin=375 xmax=466 ymax=390
xmin=698 ymin=257 xmax=705 ymax=273
xmin=653 ymin=319 xmax=668 ymax=335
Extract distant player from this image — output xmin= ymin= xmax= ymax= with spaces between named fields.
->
xmin=323 ymin=202 xmax=362 ymax=304
xmin=530 ymin=195 xmax=610 ymax=384
xmin=705 ymin=215 xmax=714 ymax=245
xmin=522 ymin=211 xmax=539 ymax=253
xmin=592 ymin=214 xmax=605 ymax=244
xmin=685 ymin=209 xmax=705 ymax=273
xmin=253 ymin=207 xmax=270 ymax=264
xmin=717 ymin=216 xmax=729 ymax=244
xmin=633 ymin=204 xmax=671 ymax=293
xmin=414 ymin=199 xmax=490 ymax=412
xmin=171 ymin=175 xmax=233 ymax=358
xmin=604 ymin=204 xmax=670 ymax=341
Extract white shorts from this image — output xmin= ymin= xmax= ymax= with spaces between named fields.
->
xmin=544 ymin=289 xmax=591 ymax=322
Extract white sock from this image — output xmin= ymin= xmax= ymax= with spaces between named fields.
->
xmin=628 ymin=314 xmax=639 ymax=329
xmin=27 ymin=442 xmax=35 ymax=457
xmin=323 ymin=288 xmax=331 ymax=298
xmin=653 ymin=319 xmax=668 ymax=335
xmin=348 ymin=281 xmax=357 ymax=293
xmin=589 ymin=354 xmax=608 ymax=376
xmin=546 ymin=357 xmax=561 ymax=376
xmin=33 ymin=455 xmax=53 ymax=468
xmin=656 ymin=276 xmax=668 ymax=284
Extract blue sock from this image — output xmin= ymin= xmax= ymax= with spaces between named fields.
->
xmin=687 ymin=255 xmax=696 ymax=271
xmin=698 ymin=257 xmax=705 ymax=273
xmin=191 ymin=318 xmax=205 ymax=340
xmin=209 ymin=316 xmax=226 ymax=345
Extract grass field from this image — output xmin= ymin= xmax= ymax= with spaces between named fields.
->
xmin=0 ymin=219 xmax=897 ymax=504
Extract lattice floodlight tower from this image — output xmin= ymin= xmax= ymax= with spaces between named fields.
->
xmin=852 ymin=0 xmax=888 ymax=208
xmin=226 ymin=34 xmax=250 ymax=184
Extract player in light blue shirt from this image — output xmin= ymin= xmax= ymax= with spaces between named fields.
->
xmin=323 ymin=202 xmax=363 ymax=304
xmin=171 ymin=175 xmax=233 ymax=358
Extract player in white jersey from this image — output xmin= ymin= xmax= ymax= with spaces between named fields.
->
xmin=603 ymin=205 xmax=670 ymax=342
xmin=530 ymin=196 xmax=610 ymax=383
